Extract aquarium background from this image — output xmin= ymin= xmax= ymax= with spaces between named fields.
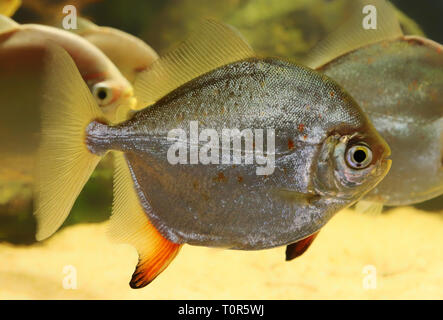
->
xmin=0 ymin=0 xmax=442 ymax=299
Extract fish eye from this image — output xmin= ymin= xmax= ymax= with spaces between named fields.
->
xmin=92 ymin=83 xmax=113 ymax=106
xmin=346 ymin=144 xmax=372 ymax=169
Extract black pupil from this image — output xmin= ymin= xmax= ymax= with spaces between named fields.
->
xmin=353 ymin=149 xmax=367 ymax=163
xmin=97 ymin=89 xmax=107 ymax=100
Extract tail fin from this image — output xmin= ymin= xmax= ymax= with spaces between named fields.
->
xmin=34 ymin=44 xmax=105 ymax=241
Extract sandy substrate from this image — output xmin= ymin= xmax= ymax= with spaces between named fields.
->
xmin=0 ymin=207 xmax=442 ymax=299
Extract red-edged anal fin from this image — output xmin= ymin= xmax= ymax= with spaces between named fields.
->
xmin=285 ymin=231 xmax=319 ymax=261
xmin=130 ymin=227 xmax=182 ymax=289
xmin=109 ymin=152 xmax=183 ymax=289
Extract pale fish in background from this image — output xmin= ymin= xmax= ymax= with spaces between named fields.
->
xmin=0 ymin=15 xmax=135 ymax=119
xmin=304 ymin=0 xmax=443 ymax=212
xmin=65 ymin=17 xmax=159 ymax=115
xmin=69 ymin=17 xmax=158 ymax=85
xmin=34 ymin=21 xmax=391 ymax=288
xmin=0 ymin=14 xmax=134 ymax=207
xmin=0 ymin=0 xmax=20 ymax=17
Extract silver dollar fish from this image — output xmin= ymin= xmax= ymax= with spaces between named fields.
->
xmin=34 ymin=21 xmax=391 ymax=288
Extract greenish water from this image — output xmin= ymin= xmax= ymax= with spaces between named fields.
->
xmin=1 ymin=0 xmax=441 ymax=244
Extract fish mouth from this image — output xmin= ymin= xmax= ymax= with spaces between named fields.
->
xmin=122 ymin=87 xmax=137 ymax=109
xmin=127 ymin=96 xmax=137 ymax=109
xmin=123 ymin=87 xmax=134 ymax=99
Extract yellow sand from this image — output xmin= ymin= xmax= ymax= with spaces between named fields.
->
xmin=0 ymin=207 xmax=442 ymax=299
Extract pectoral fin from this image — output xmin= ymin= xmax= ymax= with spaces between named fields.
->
xmin=274 ymin=189 xmax=320 ymax=205
xmin=109 ymin=152 xmax=182 ymax=288
xmin=285 ymin=231 xmax=319 ymax=261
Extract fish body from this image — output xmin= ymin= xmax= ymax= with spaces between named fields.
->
xmin=34 ymin=21 xmax=390 ymax=287
xmin=319 ymin=37 xmax=443 ymax=206
xmin=88 ymin=58 xmax=390 ymax=249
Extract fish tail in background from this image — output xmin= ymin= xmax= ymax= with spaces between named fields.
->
xmin=110 ymin=153 xmax=182 ymax=288
xmin=34 ymin=44 xmax=105 ymax=241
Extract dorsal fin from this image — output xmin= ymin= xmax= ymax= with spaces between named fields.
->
xmin=108 ymin=152 xmax=182 ymax=288
xmin=304 ymin=0 xmax=403 ymax=69
xmin=0 ymin=14 xmax=19 ymax=33
xmin=74 ymin=17 xmax=99 ymax=33
xmin=133 ymin=19 xmax=255 ymax=109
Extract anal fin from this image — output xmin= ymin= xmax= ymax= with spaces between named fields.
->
xmin=285 ymin=231 xmax=319 ymax=261
xmin=355 ymin=200 xmax=384 ymax=215
xmin=109 ymin=152 xmax=182 ymax=289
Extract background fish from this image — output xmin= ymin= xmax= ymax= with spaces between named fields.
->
xmin=34 ymin=21 xmax=391 ymax=288
xmin=304 ymin=0 xmax=443 ymax=210
xmin=0 ymin=15 xmax=135 ymax=119
xmin=63 ymin=17 xmax=159 ymax=114
xmin=0 ymin=14 xmax=136 ymax=221
xmin=319 ymin=37 xmax=443 ymax=208
xmin=68 ymin=17 xmax=158 ymax=86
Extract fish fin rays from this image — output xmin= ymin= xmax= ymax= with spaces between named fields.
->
xmin=285 ymin=231 xmax=319 ymax=261
xmin=355 ymin=200 xmax=384 ymax=215
xmin=0 ymin=14 xmax=19 ymax=33
xmin=304 ymin=0 xmax=403 ymax=69
xmin=109 ymin=152 xmax=182 ymax=288
xmin=34 ymin=44 xmax=104 ymax=241
xmin=133 ymin=19 xmax=255 ymax=109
